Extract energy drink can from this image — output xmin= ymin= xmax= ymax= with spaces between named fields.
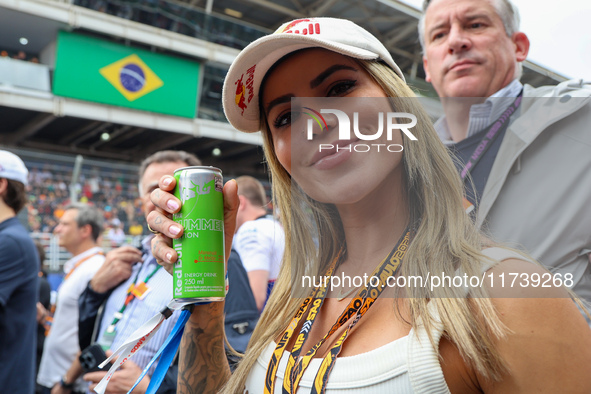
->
xmin=172 ymin=166 xmax=225 ymax=302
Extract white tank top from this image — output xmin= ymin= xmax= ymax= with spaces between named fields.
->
xmin=244 ymin=247 xmax=528 ymax=393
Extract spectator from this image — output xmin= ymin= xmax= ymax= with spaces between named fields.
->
xmin=35 ymin=241 xmax=51 ymax=394
xmin=13 ymin=50 xmax=26 ymax=60
xmin=419 ymin=0 xmax=591 ymax=311
xmin=37 ymin=203 xmax=105 ymax=394
xmin=128 ymin=219 xmax=143 ymax=237
xmin=0 ymin=150 xmax=38 ymax=394
xmin=106 ymin=218 xmax=125 ymax=248
xmin=77 ymin=151 xmax=200 ymax=393
xmin=233 ymin=175 xmax=284 ymax=312
xmin=78 ymin=151 xmax=261 ymax=393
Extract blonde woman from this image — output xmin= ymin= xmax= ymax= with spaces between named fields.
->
xmin=148 ymin=18 xmax=591 ymax=393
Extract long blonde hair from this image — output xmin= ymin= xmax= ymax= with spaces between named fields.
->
xmin=223 ymin=58 xmax=508 ymax=393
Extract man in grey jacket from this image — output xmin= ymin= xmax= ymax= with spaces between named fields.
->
xmin=420 ymin=0 xmax=591 ymax=309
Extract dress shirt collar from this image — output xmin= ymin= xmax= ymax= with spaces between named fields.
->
xmin=435 ymin=79 xmax=524 ymax=145
xmin=63 ymin=246 xmax=103 ymax=273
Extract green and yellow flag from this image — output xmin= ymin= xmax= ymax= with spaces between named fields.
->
xmin=53 ymin=31 xmax=200 ymax=118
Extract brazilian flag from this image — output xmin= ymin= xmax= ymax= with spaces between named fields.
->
xmin=53 ymin=31 xmax=200 ymax=118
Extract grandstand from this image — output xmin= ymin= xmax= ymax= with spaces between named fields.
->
xmin=0 ymin=0 xmax=568 ymax=273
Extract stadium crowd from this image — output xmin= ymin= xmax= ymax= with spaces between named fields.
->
xmin=0 ymin=48 xmax=40 ymax=63
xmin=74 ymin=0 xmax=266 ymax=51
xmin=24 ymin=162 xmax=146 ymax=241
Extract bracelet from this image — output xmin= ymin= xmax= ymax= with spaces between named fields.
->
xmin=60 ymin=375 xmax=74 ymax=390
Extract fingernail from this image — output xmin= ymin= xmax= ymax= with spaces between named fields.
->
xmin=162 ymin=177 xmax=172 ymax=186
xmin=169 ymin=225 xmax=181 ymax=235
xmin=167 ymin=200 xmax=179 ymax=211
xmin=166 ymin=252 xmax=173 ymax=262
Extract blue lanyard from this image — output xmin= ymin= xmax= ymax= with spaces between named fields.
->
xmin=126 ymin=308 xmax=191 ymax=394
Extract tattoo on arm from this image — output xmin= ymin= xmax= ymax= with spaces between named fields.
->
xmin=178 ymin=304 xmax=231 ymax=394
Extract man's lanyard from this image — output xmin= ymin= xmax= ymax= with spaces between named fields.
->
xmin=459 ymin=91 xmax=523 ymax=181
xmin=454 ymin=91 xmax=523 ymax=214
xmin=45 ymin=250 xmax=104 ymax=336
xmin=264 ymin=228 xmax=412 ymax=394
xmin=100 ymin=263 xmax=162 ymax=345
xmin=63 ymin=250 xmax=104 ymax=281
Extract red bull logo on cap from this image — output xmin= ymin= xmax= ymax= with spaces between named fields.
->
xmin=234 ymin=76 xmax=247 ymax=114
xmin=277 ymin=19 xmax=321 ymax=35
xmin=234 ymin=64 xmax=256 ymax=115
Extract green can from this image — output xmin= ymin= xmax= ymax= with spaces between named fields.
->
xmin=172 ymin=166 xmax=225 ymax=302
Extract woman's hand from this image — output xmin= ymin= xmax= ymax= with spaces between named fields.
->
xmin=147 ymin=176 xmax=239 ymax=275
xmin=148 ymin=175 xmax=236 ymax=392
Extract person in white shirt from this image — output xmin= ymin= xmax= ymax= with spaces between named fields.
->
xmin=78 ymin=150 xmax=199 ymax=394
xmin=233 ymin=175 xmax=284 ymax=312
xmin=37 ymin=203 xmax=105 ymax=394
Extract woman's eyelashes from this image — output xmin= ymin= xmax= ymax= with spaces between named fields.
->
xmin=273 ymin=109 xmax=300 ymax=129
xmin=270 ymin=80 xmax=357 ymax=129
xmin=327 ymin=80 xmax=357 ymax=96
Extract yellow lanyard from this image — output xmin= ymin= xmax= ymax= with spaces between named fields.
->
xmin=265 ymin=229 xmax=412 ymax=394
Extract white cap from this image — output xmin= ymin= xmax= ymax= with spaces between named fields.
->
xmin=0 ymin=150 xmax=28 ymax=185
xmin=222 ymin=17 xmax=405 ymax=133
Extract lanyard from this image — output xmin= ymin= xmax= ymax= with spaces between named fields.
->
xmin=265 ymin=228 xmax=412 ymax=394
xmin=126 ymin=306 xmax=193 ymax=394
xmin=45 ymin=250 xmax=104 ymax=336
xmin=104 ymin=263 xmax=162 ymax=334
xmin=63 ymin=250 xmax=104 ymax=281
xmin=459 ymin=91 xmax=523 ymax=180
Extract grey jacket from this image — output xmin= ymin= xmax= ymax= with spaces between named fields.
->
xmin=478 ymin=79 xmax=591 ymax=307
